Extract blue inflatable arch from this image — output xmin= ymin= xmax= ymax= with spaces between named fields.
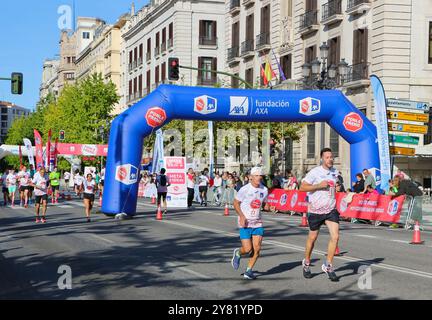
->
xmin=102 ymin=84 xmax=379 ymax=216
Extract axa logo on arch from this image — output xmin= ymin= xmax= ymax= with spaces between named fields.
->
xmin=194 ymin=95 xmax=217 ymax=115
xmin=299 ymin=97 xmax=321 ymax=116
xmin=343 ymin=112 xmax=364 ymax=132
xmin=115 ymin=164 xmax=138 ymax=185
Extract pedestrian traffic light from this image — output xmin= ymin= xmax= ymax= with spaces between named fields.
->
xmin=11 ymin=72 xmax=23 ymax=95
xmin=59 ymin=130 xmax=65 ymax=141
xmin=168 ymin=57 xmax=179 ymax=81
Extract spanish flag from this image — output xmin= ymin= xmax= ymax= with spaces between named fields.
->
xmin=260 ymin=56 xmax=276 ymax=87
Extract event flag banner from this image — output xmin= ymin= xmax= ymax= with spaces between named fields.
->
xmin=152 ymin=129 xmax=165 ymax=174
xmin=33 ymin=129 xmax=44 ymax=169
xmin=23 ymin=138 xmax=35 ymax=167
xmin=208 ymin=121 xmax=214 ymax=178
xmin=46 ymin=129 xmax=52 ymax=169
xmin=266 ymin=189 xmax=405 ymax=223
xmin=164 ymin=156 xmax=187 ymax=208
xmin=371 ymin=75 xmax=391 ymax=192
xmin=56 ymin=143 xmax=108 ymax=156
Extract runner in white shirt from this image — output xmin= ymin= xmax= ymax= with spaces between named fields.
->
xmin=6 ymin=169 xmax=17 ymax=207
xmin=81 ymin=173 xmax=96 ymax=222
xmin=212 ymin=173 xmax=222 ymax=205
xmin=299 ymin=147 xmax=340 ymax=282
xmin=64 ymin=171 xmax=71 ymax=192
xmin=18 ymin=166 xmax=31 ymax=208
xmin=31 ymin=167 xmax=49 ymax=223
xmin=231 ymin=167 xmax=268 ymax=280
xmin=198 ymin=172 xmax=209 ymax=206
xmin=74 ymin=171 xmax=84 ymax=199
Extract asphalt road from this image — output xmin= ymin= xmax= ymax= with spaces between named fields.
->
xmin=1 ymin=197 xmax=432 ymax=300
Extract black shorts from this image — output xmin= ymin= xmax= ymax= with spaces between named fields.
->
xmin=28 ymin=186 xmax=34 ymax=192
xmin=83 ymin=193 xmax=95 ymax=201
xmin=199 ymin=186 xmax=208 ymax=193
xmin=307 ymin=209 xmax=340 ymax=231
xmin=51 ymin=185 xmax=60 ymax=191
xmin=2 ymin=187 xmax=8 ymax=193
xmin=19 ymin=186 xmax=29 ymax=192
xmin=157 ymin=192 xmax=167 ymax=203
xmin=35 ymin=194 xmax=48 ymax=204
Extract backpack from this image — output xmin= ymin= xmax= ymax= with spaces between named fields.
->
xmin=159 ymin=175 xmax=167 ymax=187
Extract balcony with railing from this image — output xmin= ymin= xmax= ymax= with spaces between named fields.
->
xmin=299 ymin=10 xmax=319 ymax=36
xmin=154 ymin=46 xmax=160 ymax=58
xmin=343 ymin=62 xmax=370 ymax=88
xmin=137 ymin=57 xmax=143 ymax=67
xmin=197 ymin=76 xmax=217 ymax=87
xmin=346 ymin=0 xmax=371 ymax=15
xmin=240 ymin=39 xmax=254 ymax=58
xmin=242 ymin=0 xmax=255 ymax=6
xmin=229 ymin=0 xmax=240 ymax=15
xmin=321 ymin=0 xmax=343 ymax=26
xmin=168 ymin=38 xmax=174 ymax=50
xmin=256 ymin=32 xmax=271 ymax=51
xmin=199 ymin=36 xmax=217 ymax=47
xmin=161 ymin=42 xmax=167 ymax=54
xmin=227 ymin=46 xmax=240 ymax=64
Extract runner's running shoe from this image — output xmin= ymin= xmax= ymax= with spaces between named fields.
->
xmin=41 ymin=217 xmax=46 ymax=224
xmin=322 ymin=263 xmax=339 ymax=282
xmin=35 ymin=217 xmax=41 ymax=223
xmin=243 ymin=269 xmax=257 ymax=280
xmin=231 ymin=248 xmax=241 ymax=270
xmin=302 ymin=259 xmax=312 ymax=279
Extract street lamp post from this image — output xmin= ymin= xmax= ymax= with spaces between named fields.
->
xmin=301 ymin=41 xmax=349 ymax=150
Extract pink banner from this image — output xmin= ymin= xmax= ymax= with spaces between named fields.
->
xmin=265 ymin=189 xmax=406 ymax=223
xmin=33 ymin=129 xmax=44 ymax=169
xmin=55 ymin=143 xmax=108 ymax=156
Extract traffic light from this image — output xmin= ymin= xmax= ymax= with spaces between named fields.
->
xmin=59 ymin=130 xmax=65 ymax=141
xmin=11 ymin=72 xmax=23 ymax=95
xmin=168 ymin=57 xmax=179 ymax=81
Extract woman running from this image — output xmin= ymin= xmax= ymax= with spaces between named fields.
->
xmin=82 ymin=173 xmax=96 ymax=222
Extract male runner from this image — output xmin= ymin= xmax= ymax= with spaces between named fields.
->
xmin=231 ymin=167 xmax=268 ymax=280
xmin=299 ymin=147 xmax=340 ymax=282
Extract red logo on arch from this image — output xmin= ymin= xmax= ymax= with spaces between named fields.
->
xmin=343 ymin=112 xmax=363 ymax=132
xmin=145 ymin=107 xmax=167 ymax=128
xmin=195 ymin=98 xmax=205 ymax=112
xmin=117 ymin=167 xmax=127 ymax=181
xmin=301 ymin=100 xmax=309 ymax=113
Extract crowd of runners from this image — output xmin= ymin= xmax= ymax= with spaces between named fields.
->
xmin=1 ymin=165 xmax=105 ymax=223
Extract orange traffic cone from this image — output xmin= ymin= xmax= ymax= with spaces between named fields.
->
xmin=156 ymin=205 xmax=163 ymax=220
xmin=224 ymin=204 xmax=229 ymax=216
xmin=410 ymin=221 xmax=424 ymax=245
xmin=151 ymin=195 xmax=156 ymax=204
xmin=299 ymin=213 xmax=308 ymax=227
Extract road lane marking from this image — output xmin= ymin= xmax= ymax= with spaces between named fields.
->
xmin=160 ymin=219 xmax=432 ymax=280
xmin=392 ymin=240 xmax=409 ymax=244
xmin=90 ymin=234 xmax=115 ymax=244
xmin=58 ymin=205 xmax=73 ymax=208
xmin=353 ymin=234 xmax=378 ymax=239
xmin=166 ymin=262 xmax=211 ymax=280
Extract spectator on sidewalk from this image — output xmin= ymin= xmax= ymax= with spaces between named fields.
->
xmin=362 ymin=169 xmax=376 ymax=193
xmin=352 ymin=173 xmax=365 ymax=194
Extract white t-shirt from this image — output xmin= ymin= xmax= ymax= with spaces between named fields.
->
xmin=83 ymin=179 xmax=96 ymax=194
xmin=186 ymin=173 xmax=195 ymax=189
xmin=235 ymin=183 xmax=268 ymax=228
xmin=18 ymin=170 xmax=31 ymax=187
xmin=32 ymin=172 xmax=49 ymax=196
xmin=74 ymin=174 xmax=84 ymax=186
xmin=213 ymin=177 xmax=222 ymax=187
xmin=199 ymin=175 xmax=209 ymax=187
xmin=64 ymin=172 xmax=71 ymax=180
xmin=6 ymin=174 xmax=17 ymax=187
xmin=302 ymin=166 xmax=339 ymax=214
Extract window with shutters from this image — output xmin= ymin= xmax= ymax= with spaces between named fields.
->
xmin=128 ymin=80 xmax=132 ymax=97
xmin=161 ymin=62 xmax=166 ymax=82
xmin=146 ymin=38 xmax=151 ymax=61
xmin=245 ymin=67 xmax=254 ymax=88
xmin=305 ymin=45 xmax=316 ymax=63
xmin=146 ymin=70 xmax=151 ymax=94
xmin=351 ymin=29 xmax=369 ymax=81
xmin=307 ymin=124 xmax=316 ymax=158
xmin=168 ymin=23 xmax=174 ymax=48
xmin=231 ymin=73 xmax=239 ymax=88
xmin=139 ymin=44 xmax=143 ymax=65
xmin=138 ymin=75 xmax=142 ymax=97
xmin=329 ymin=128 xmax=339 ymax=158
xmin=155 ymin=32 xmax=160 ymax=56
xmin=161 ymin=28 xmax=167 ymax=52
xmin=429 ymin=21 xmax=432 ymax=64
xmin=280 ymin=54 xmax=292 ymax=80
xmin=198 ymin=57 xmax=217 ymax=85
xmin=257 ymin=5 xmax=270 ymax=47
xmin=328 ymin=36 xmax=340 ymax=67
xmin=199 ymin=20 xmax=217 ymax=45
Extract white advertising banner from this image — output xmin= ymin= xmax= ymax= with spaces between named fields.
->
xmin=164 ymin=156 xmax=188 ymax=208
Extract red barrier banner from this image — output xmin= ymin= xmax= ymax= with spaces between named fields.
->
xmin=265 ymin=189 xmax=406 ymax=223
xmin=336 ymin=193 xmax=405 ymax=223
xmin=266 ymin=189 xmax=308 ymax=213
xmin=56 ymin=143 xmax=108 ymax=156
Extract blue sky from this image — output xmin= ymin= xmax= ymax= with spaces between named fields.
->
xmin=0 ymin=0 xmax=149 ymax=111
